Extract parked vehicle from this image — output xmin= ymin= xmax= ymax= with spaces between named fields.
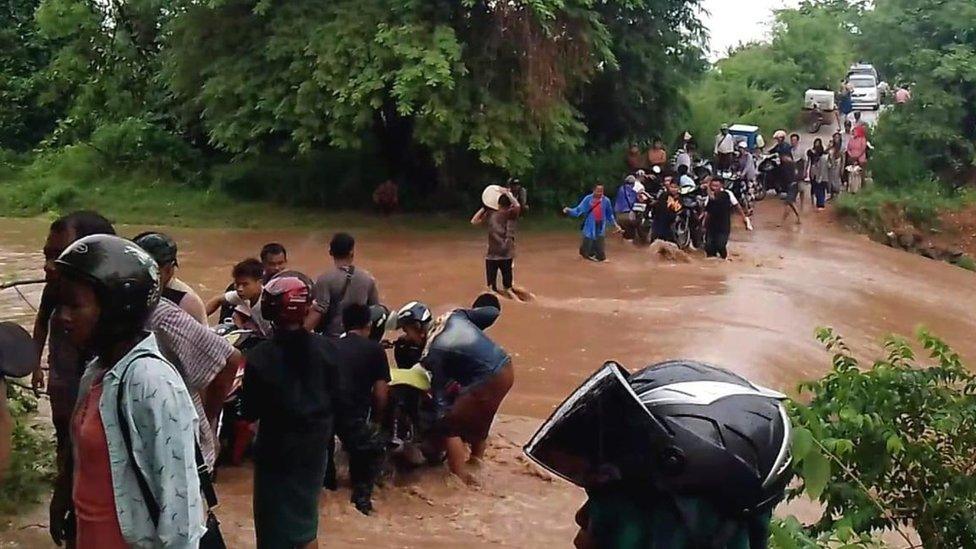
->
xmin=692 ymin=158 xmax=713 ymax=182
xmin=728 ymin=124 xmax=763 ymax=151
xmin=804 ymin=89 xmax=836 ymax=111
xmin=721 ymin=170 xmax=753 ymax=217
xmin=806 ymin=104 xmax=826 ymax=133
xmin=847 ymin=63 xmax=878 ymax=82
xmin=848 ymin=73 xmax=880 ymax=110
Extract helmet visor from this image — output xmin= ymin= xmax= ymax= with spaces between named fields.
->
xmin=524 ymin=362 xmax=666 ymax=489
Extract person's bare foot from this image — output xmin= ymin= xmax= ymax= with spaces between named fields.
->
xmin=495 ymin=288 xmax=515 ymax=300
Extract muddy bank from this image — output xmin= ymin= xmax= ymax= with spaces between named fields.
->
xmin=1 ymin=198 xmax=975 ymax=546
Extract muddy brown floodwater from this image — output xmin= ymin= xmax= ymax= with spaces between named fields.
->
xmin=1 ymin=200 xmax=973 ymax=547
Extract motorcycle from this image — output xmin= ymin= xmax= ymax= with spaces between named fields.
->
xmin=720 ymin=170 xmax=754 ymax=217
xmin=213 ymin=324 xmax=263 ymax=468
xmin=756 ymin=153 xmax=780 ymax=196
xmin=672 ymin=186 xmax=706 ymax=251
xmin=807 ymin=104 xmax=826 ymax=133
xmin=384 ymin=338 xmax=444 ymax=466
xmin=693 ymin=158 xmax=713 ymax=182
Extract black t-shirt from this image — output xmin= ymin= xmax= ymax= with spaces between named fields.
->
xmin=334 ymin=333 xmax=391 ymax=418
xmin=705 ymin=190 xmax=735 ymax=233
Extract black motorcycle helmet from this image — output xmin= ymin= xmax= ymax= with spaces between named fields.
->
xmin=55 ymin=234 xmax=161 ymax=342
xmin=133 ymin=231 xmax=178 ymax=267
xmin=525 ymin=360 xmax=792 ymax=517
xmin=368 ymin=304 xmax=390 ymax=342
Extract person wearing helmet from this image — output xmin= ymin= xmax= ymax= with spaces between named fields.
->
xmin=48 ymin=235 xmax=208 ymax=548
xmin=392 ymin=297 xmax=513 ymax=483
xmin=525 ymin=360 xmax=792 ymax=549
xmin=324 ymin=303 xmax=391 ymax=514
xmin=240 ymin=275 xmax=347 ymax=548
xmin=133 ymin=231 xmax=208 ymax=325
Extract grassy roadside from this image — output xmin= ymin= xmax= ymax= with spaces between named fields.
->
xmin=0 ymin=148 xmax=574 ymax=233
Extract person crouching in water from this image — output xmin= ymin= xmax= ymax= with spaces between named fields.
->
xmin=392 ymin=295 xmax=514 ymax=484
xmin=241 ymin=276 xmax=346 ymax=549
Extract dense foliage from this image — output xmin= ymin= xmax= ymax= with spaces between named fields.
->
xmin=687 ymin=0 xmax=856 ymax=146
xmin=781 ymin=329 xmax=976 ymax=548
xmin=858 ymin=0 xmax=976 ymax=188
xmin=0 ymin=0 xmax=706 ymax=212
xmin=0 ymin=383 xmax=56 ymax=515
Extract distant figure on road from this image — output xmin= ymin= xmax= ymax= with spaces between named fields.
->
xmin=836 ymin=81 xmax=853 ymax=132
xmin=647 ymin=138 xmax=668 ymax=169
xmin=894 ymin=85 xmax=911 ymax=104
xmin=625 ymin=143 xmax=646 ymax=171
xmin=713 ymin=124 xmax=736 ymax=170
xmin=372 ymin=179 xmax=399 ymax=216
xmin=563 ymin=184 xmax=621 ymax=263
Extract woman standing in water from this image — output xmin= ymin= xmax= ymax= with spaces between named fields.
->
xmin=49 ymin=235 xmax=205 ymax=548
xmin=242 ymin=275 xmax=345 ymax=549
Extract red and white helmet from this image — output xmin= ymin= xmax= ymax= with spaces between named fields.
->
xmin=261 ymin=275 xmax=311 ymax=326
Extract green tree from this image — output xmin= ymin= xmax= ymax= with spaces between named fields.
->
xmin=859 ymin=0 xmax=976 ymax=185
xmin=0 ymin=0 xmax=58 ymax=150
xmin=787 ymin=328 xmax=976 ymax=548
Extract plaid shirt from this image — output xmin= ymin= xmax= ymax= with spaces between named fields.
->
xmin=148 ymin=298 xmax=234 ymax=468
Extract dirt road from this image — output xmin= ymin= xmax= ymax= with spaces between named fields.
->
xmin=0 ymin=193 xmax=972 ymax=546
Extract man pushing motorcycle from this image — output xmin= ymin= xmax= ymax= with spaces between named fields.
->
xmin=390 ymin=294 xmax=514 ymax=484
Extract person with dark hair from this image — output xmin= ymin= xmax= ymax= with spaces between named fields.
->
xmin=392 ymin=299 xmax=513 ymax=484
xmin=702 ymin=177 xmax=750 ymax=260
xmin=562 ymin=184 xmax=622 ymax=263
xmin=305 ymin=233 xmax=380 ymax=337
xmin=133 ymin=232 xmax=208 ymax=324
xmin=206 ymin=258 xmax=270 ymax=335
xmin=321 ymin=303 xmax=391 ymax=514
xmin=259 ymin=243 xmax=288 ymax=281
xmin=241 ymin=276 xmax=347 ymax=548
xmin=31 ymin=211 xmax=115 ymax=457
xmin=48 ymin=235 xmax=207 ymax=548
xmin=471 ymin=187 xmax=532 ymax=300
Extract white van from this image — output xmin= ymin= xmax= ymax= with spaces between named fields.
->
xmin=848 ymin=73 xmax=880 ymax=111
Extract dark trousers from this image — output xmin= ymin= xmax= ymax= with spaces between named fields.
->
xmin=716 ymin=152 xmax=734 ymax=171
xmin=706 ymin=229 xmax=730 ymax=259
xmin=324 ymin=417 xmax=386 ymax=497
xmin=580 ymin=236 xmax=606 ymax=261
xmin=812 ymin=180 xmax=827 ymax=208
xmin=485 ymin=258 xmax=514 ymax=290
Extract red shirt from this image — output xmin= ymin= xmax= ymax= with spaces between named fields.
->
xmin=73 ymin=380 xmax=128 ymax=548
xmin=592 ymin=197 xmax=604 ymax=223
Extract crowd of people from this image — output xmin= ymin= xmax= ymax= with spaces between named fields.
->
xmin=29 ymin=210 xmax=515 ymax=548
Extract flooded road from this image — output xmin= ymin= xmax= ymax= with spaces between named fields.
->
xmin=1 ymin=200 xmax=973 ymax=547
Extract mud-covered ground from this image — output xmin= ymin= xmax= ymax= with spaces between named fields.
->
xmin=0 ymin=192 xmax=971 ymax=546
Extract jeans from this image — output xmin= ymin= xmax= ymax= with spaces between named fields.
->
xmin=706 ymin=229 xmax=730 ymax=259
xmin=485 ymin=258 xmax=514 ymax=290
xmin=812 ymin=180 xmax=827 ymax=208
xmin=580 ymin=236 xmax=606 ymax=261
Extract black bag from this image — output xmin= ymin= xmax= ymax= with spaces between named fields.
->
xmin=116 ymin=356 xmax=226 ymax=549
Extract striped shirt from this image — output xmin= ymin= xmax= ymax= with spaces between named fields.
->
xmin=148 ymin=298 xmax=235 ymax=468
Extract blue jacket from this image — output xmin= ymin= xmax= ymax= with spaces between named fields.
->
xmin=614 ymin=184 xmax=638 ymax=214
xmin=568 ymin=194 xmax=616 ymax=239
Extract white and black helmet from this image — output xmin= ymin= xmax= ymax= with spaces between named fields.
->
xmin=393 ymin=301 xmax=432 ymax=329
xmin=525 ymin=360 xmax=792 ymax=516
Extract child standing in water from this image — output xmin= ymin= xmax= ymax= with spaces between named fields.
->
xmin=471 ymin=187 xmax=533 ymax=301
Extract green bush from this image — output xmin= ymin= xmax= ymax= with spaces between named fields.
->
xmin=89 ymin=118 xmax=202 ymax=182
xmin=0 ymin=383 xmax=56 ymax=516
xmin=835 ymin=180 xmax=972 ymax=232
xmin=786 ymin=328 xmax=976 ymax=548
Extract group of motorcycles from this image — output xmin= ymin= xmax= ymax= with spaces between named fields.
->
xmin=212 ymin=310 xmax=452 ymax=472
xmin=630 ymin=152 xmax=780 ymax=251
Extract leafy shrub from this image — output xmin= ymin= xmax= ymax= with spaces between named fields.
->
xmin=0 ymin=383 xmax=56 ymax=515
xmin=89 ymin=118 xmax=202 ymax=181
xmin=786 ymin=328 xmax=976 ymax=548
xmin=835 ymin=180 xmax=972 ymax=232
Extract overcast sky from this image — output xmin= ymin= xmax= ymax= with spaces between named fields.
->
xmin=700 ymin=0 xmax=801 ymax=61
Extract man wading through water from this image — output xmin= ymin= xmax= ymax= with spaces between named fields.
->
xmin=305 ymin=233 xmax=380 ymax=337
xmin=470 ymin=186 xmax=532 ymax=301
xmin=563 ymin=184 xmax=622 ymax=262
xmin=702 ymin=177 xmax=751 ymax=260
